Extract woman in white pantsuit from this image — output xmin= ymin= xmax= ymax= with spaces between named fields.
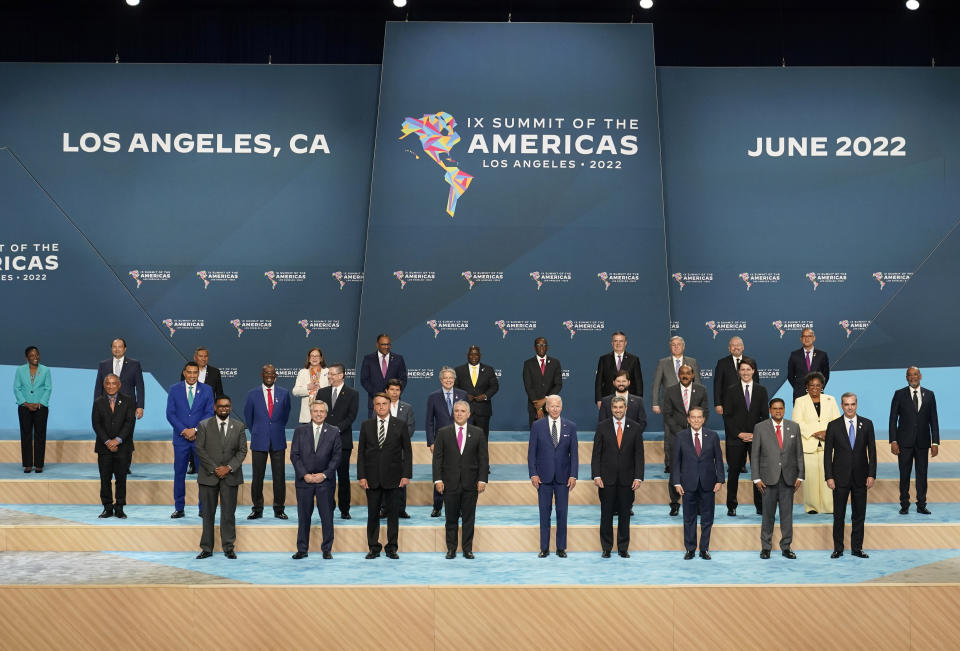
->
xmin=792 ymin=372 xmax=839 ymax=514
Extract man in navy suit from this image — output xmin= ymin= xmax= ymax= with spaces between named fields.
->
xmin=95 ymin=338 xmax=145 ymax=473
xmin=425 ymin=367 xmax=468 ymax=517
xmin=786 ymin=328 xmax=830 ymax=401
xmin=671 ymin=406 xmax=724 ymax=559
xmin=359 ymin=333 xmax=407 ymax=416
xmin=527 ymin=395 xmax=578 ymax=557
xmin=889 ymin=366 xmax=940 ymax=514
xmin=291 ymin=401 xmax=342 ymax=560
xmin=243 ymin=364 xmax=292 ymax=520
xmin=314 ymin=363 xmax=358 ymax=519
xmin=165 ymin=361 xmax=214 ymax=518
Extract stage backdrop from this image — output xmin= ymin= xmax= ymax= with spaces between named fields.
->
xmin=0 ymin=64 xmax=379 ymax=428
xmin=356 ymin=22 xmax=670 ymax=429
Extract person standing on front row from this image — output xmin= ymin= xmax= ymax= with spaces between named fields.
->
xmin=752 ymin=398 xmax=803 ymax=560
xmin=92 ymin=373 xmax=134 ymax=518
xmin=671 ymin=407 xmax=724 ymax=560
xmin=528 ymin=395 xmax=578 ymax=558
xmin=291 ymin=401 xmax=341 ymax=560
xmin=889 ymin=366 xmax=939 ymax=515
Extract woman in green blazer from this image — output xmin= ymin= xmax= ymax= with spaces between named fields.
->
xmin=14 ymin=346 xmax=51 ymax=472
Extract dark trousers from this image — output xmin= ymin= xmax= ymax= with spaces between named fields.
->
xmin=537 ymin=481 xmax=569 ymax=551
xmin=898 ymin=446 xmax=929 ymax=508
xmin=297 ymin=483 xmax=335 ymax=553
xmin=682 ymin=482 xmax=716 ymax=552
xmin=432 ymin=484 xmax=444 ymax=511
xmin=598 ymin=484 xmax=634 ymax=553
xmin=334 ymin=448 xmax=352 ymax=515
xmin=98 ymin=451 xmax=130 ymax=505
xmin=760 ymin=478 xmax=795 ymax=551
xmin=251 ymin=448 xmax=286 ymax=513
xmin=665 ymin=429 xmax=680 ymax=506
xmin=832 ymin=483 xmax=867 ymax=552
xmin=18 ymin=405 xmax=48 ymax=468
xmin=173 ymin=441 xmax=201 ymax=512
xmin=443 ymin=488 xmax=479 ymax=553
xmin=470 ymin=414 xmax=491 ymax=437
xmin=366 ymin=486 xmax=401 ymax=553
xmin=726 ymin=442 xmax=762 ymax=512
xmin=199 ymin=482 xmax=238 ymax=553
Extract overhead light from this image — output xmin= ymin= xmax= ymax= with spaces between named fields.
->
xmin=394 ymin=0 xmax=407 ymax=7
xmin=639 ymin=0 xmax=654 ymax=9
xmin=126 ymin=0 xmax=140 ymax=6
xmin=906 ymin=0 xmax=920 ymax=9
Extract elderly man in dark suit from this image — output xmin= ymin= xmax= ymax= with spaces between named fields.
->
xmin=314 ymin=363 xmax=358 ymax=519
xmin=889 ymin=366 xmax=940 ymax=514
xmin=195 ymin=395 xmax=248 ymax=559
xmin=426 ymin=367 xmax=468 ymax=517
xmin=786 ymin=328 xmax=830 ymax=401
xmin=826 ymin=392 xmax=877 ymax=558
xmin=522 ymin=337 xmax=562 ymax=425
xmin=651 ymin=336 xmax=700 ymax=416
xmin=752 ymin=398 xmax=803 ymax=559
xmin=454 ymin=345 xmax=499 ymax=436
xmin=92 ymin=374 xmax=136 ymax=518
xmin=291 ymin=401 xmax=342 ymax=560
xmin=595 ymin=331 xmax=643 ymax=407
xmin=528 ymin=395 xmax=578 ymax=557
xmin=661 ymin=364 xmax=709 ymax=515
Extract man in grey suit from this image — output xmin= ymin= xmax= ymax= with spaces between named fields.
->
xmin=195 ymin=395 xmax=248 ymax=559
xmin=386 ymin=378 xmax=415 ymax=518
xmin=661 ymin=364 xmax=709 ymax=515
xmin=651 ymin=336 xmax=700 ymax=416
xmin=752 ymin=398 xmax=804 ymax=559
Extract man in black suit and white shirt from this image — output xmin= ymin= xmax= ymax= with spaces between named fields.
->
xmin=713 ymin=336 xmax=750 ymax=416
xmin=787 ymin=328 xmax=830 ymax=401
xmin=522 ymin=337 xmax=562 ymax=425
xmin=595 ymin=331 xmax=643 ymax=407
xmin=598 ymin=370 xmax=647 ymax=425
xmin=721 ymin=357 xmax=767 ymax=516
xmin=314 ymin=363 xmax=359 ymax=519
xmin=92 ymin=374 xmax=136 ymax=518
xmin=889 ymin=366 xmax=939 ymax=514
xmin=661 ymin=365 xmax=709 ymax=515
xmin=454 ymin=345 xmax=499 ymax=436
xmin=94 ymin=338 xmax=144 ymax=474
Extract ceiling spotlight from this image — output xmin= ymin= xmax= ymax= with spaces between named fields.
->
xmin=639 ymin=0 xmax=654 ymax=9
xmin=905 ymin=0 xmax=919 ymax=9
xmin=394 ymin=0 xmax=407 ymax=7
xmin=126 ymin=0 xmax=140 ymax=6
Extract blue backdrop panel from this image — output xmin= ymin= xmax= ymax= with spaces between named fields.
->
xmin=358 ymin=23 xmax=669 ymax=429
xmin=0 ymin=64 xmax=379 ymax=425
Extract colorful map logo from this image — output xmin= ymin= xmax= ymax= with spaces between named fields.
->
xmin=400 ymin=111 xmax=474 ymax=217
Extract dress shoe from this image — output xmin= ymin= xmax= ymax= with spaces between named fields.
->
xmin=292 ymin=551 xmax=308 ymax=559
xmin=756 ymin=508 xmax=763 ymax=515
xmin=684 ymin=551 xmax=695 ymax=560
xmin=463 ymin=551 xmax=475 ymax=559
xmin=445 ymin=551 xmax=456 ymax=559
xmin=340 ymin=512 xmax=352 ymax=520
xmin=385 ymin=551 xmax=399 ymax=559
xmin=629 ymin=509 xmax=635 ymax=516
xmin=170 ymin=510 xmax=185 ymax=519
xmin=23 ymin=467 xmax=31 ymax=473
xmin=669 ymin=504 xmax=680 ymax=517
xmin=114 ymin=506 xmax=127 ymax=519
xmin=918 ymin=506 xmax=932 ymax=515
xmin=365 ymin=551 xmax=380 ymax=559
xmin=196 ymin=551 xmax=212 ymax=559
xmin=224 ymin=551 xmax=237 ymax=559
xmin=618 ymin=551 xmax=630 ymax=558
xmin=899 ymin=506 xmax=909 ymax=515
xmin=539 ymin=550 xmax=550 ymax=558
xmin=430 ymin=509 xmax=442 ymax=518
xmin=198 ymin=511 xmax=204 ymax=518
xmin=34 ymin=467 xmax=43 ymax=473
xmin=98 ymin=508 xmax=113 ymax=518
xmin=727 ymin=508 xmax=737 ymax=517
xmin=601 ymin=550 xmax=611 ymax=558
xmin=830 ymin=550 xmax=843 ymax=559
xmin=782 ymin=549 xmax=797 ymax=559
xmin=322 ymin=551 xmax=333 ymax=559
xmin=247 ymin=511 xmax=263 ymax=520
xmin=274 ymin=512 xmax=289 ymax=520
xmin=760 ymin=549 xmax=771 ymax=559
xmin=379 ymin=509 xmax=386 ymax=519
xmin=852 ymin=550 xmax=870 ymax=558
xmin=556 ymin=550 xmax=567 ymax=558
xmin=399 ymin=511 xmax=411 ymax=519
xmin=699 ymin=551 xmax=712 ymax=560
xmin=187 ymin=463 xmax=196 ymax=475
xmin=807 ymin=509 xmax=818 ymax=514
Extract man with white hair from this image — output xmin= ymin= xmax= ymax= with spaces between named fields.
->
xmin=527 ymin=395 xmax=578 ymax=558
xmin=651 ymin=336 xmax=700 ymax=415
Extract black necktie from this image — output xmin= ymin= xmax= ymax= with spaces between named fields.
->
xmin=913 ymin=389 xmax=919 ymax=412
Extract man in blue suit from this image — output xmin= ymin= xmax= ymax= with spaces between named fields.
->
xmin=671 ymin=406 xmax=724 ymax=559
xmin=291 ymin=401 xmax=341 ymax=559
xmin=425 ymin=367 xmax=468 ymax=517
xmin=889 ymin=366 xmax=940 ymax=514
xmin=527 ymin=395 xmax=578 ymax=558
xmin=165 ymin=361 xmax=214 ymax=518
xmin=243 ymin=364 xmax=292 ymax=520
xmin=359 ymin=334 xmax=407 ymax=416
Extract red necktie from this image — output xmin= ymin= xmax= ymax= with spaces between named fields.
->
xmin=776 ymin=423 xmax=783 ymax=449
xmin=267 ymin=387 xmax=274 ymax=418
xmin=540 ymin=358 xmax=545 ymax=375
xmin=694 ymin=432 xmax=701 ymax=456
xmin=616 ymin=421 xmax=623 ymax=448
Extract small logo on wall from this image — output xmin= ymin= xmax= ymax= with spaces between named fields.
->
xmin=461 ymin=270 xmax=503 ymax=289
xmin=705 ymin=320 xmax=747 ymax=340
xmin=806 ymin=272 xmax=846 ymax=291
xmin=298 ymin=320 xmax=340 ymax=338
xmin=426 ymin=319 xmax=469 ymax=339
xmin=838 ymin=319 xmax=871 ymax=338
xmin=394 ymin=270 xmax=435 ymax=289
xmin=407 ymin=368 xmax=436 ymax=380
xmin=739 ymin=272 xmax=780 ymax=291
xmin=493 ymin=319 xmax=537 ymax=339
xmin=220 ymin=368 xmax=239 ymax=379
xmin=771 ymin=320 xmax=814 ymax=339
xmin=196 ymin=270 xmax=238 ymax=289
xmin=400 ymin=111 xmax=474 ymax=217
xmin=872 ymin=271 xmax=912 ymax=290
xmin=229 ymin=319 xmax=272 ymax=338
xmin=758 ymin=368 xmax=781 ymax=381
xmin=128 ymin=269 xmax=171 ymax=288
xmin=331 ymin=271 xmax=364 ymax=290
xmin=562 ymin=320 xmax=604 ymax=339
xmin=670 ymin=321 xmax=680 ymax=331
xmin=671 ymin=272 xmax=713 ymax=292
xmin=264 ymin=270 xmax=307 ymax=289
xmin=530 ymin=271 xmax=572 ymax=290
xmin=161 ymin=318 xmax=204 ymax=337
xmin=597 ymin=272 xmax=639 ymax=291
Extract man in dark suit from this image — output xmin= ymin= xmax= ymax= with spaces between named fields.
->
xmin=713 ymin=336 xmax=751 ymax=416
xmin=595 ymin=331 xmax=644 ymax=407
xmin=787 ymin=328 xmax=830 ymax=401
xmin=95 ymin=338 xmax=144 ymax=473
xmin=166 ymin=361 xmax=215 ymax=518
xmin=651 ymin=336 xmax=700 ymax=416
xmin=359 ymin=333 xmax=408 ymax=416
xmin=425 ymin=367 xmax=468 ymax=517
xmin=671 ymin=407 xmax=724 ymax=559
xmin=243 ymin=364 xmax=292 ymax=520
xmin=721 ymin=357 xmax=767 ymax=516
xmin=591 ymin=396 xmax=644 ymax=558
xmin=888 ymin=366 xmax=939 ymax=514
xmin=357 ymin=393 xmax=412 ymax=559
xmin=825 ymin=392 xmax=877 ymax=558
xmin=522 ymin=337 xmax=562 ymax=425
xmin=291 ymin=401 xmax=342 ymax=560
xmin=527 ymin=395 xmax=578 ymax=557
xmin=92 ymin=373 xmax=136 ymax=518
xmin=180 ymin=346 xmax=224 ymax=474
xmin=434 ymin=400 xmax=489 ymax=558
xmin=597 ymin=370 xmax=647 ymax=424
xmin=314 ymin=363 xmax=358 ymax=519
xmin=195 ymin=395 xmax=247 ymax=559
xmin=454 ymin=345 xmax=499 ymax=436
xmin=661 ymin=364 xmax=709 ymax=515
xmin=752 ymin=398 xmax=804 ymax=559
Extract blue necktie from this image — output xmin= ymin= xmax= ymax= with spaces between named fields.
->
xmin=187 ymin=385 xmax=194 ymax=409
xmin=848 ymin=420 xmax=856 ymax=448
xmin=446 ymin=392 xmax=452 ymax=416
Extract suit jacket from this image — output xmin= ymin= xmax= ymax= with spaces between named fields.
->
xmin=454 ymin=363 xmax=499 ymax=418
xmin=594 ymin=351 xmax=643 ymax=401
xmin=14 ymin=363 xmax=52 ymax=407
xmin=787 ymin=348 xmax=830 ymax=400
xmin=671 ymin=428 xmax=725 ymax=492
xmin=824 ymin=415 xmax=877 ymax=487
xmin=751 ymin=418 xmax=804 ymax=485
xmin=243 ymin=385 xmax=292 ymax=451
xmin=315 ymin=384 xmax=359 ymax=451
xmin=527 ymin=417 xmax=578 ymax=484
xmin=591 ymin=417 xmax=645 ymax=486
xmin=792 ymin=393 xmax=841 ymax=454
xmin=522 ymin=356 xmax=563 ymax=405
xmin=359 ymin=352 xmax=407 ymax=407
xmin=180 ymin=365 xmax=224 ymax=399
xmin=889 ymin=386 xmax=939 ymax=448
xmin=651 ymin=356 xmax=700 ymax=407
xmin=598 ymin=393 xmax=647 ymax=431
xmin=425 ymin=388 xmax=468 ymax=447
xmin=165 ymin=381 xmax=215 ymax=445
xmin=432 ymin=423 xmax=489 ymax=490
xmin=356 ymin=415 xmax=412 ymax=489
xmin=661 ymin=382 xmax=709 ymax=435
xmin=195 ymin=416 xmax=248 ymax=487
xmin=722 ymin=382 xmax=768 ymax=446
xmin=95 ymin=357 xmax=145 ymax=409
xmin=91 ymin=393 xmax=136 ymax=454
xmin=290 ymin=421 xmax=342 ymax=489
xmin=393 ymin=400 xmax=415 ymax=439
xmin=713 ymin=355 xmax=753 ymax=409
